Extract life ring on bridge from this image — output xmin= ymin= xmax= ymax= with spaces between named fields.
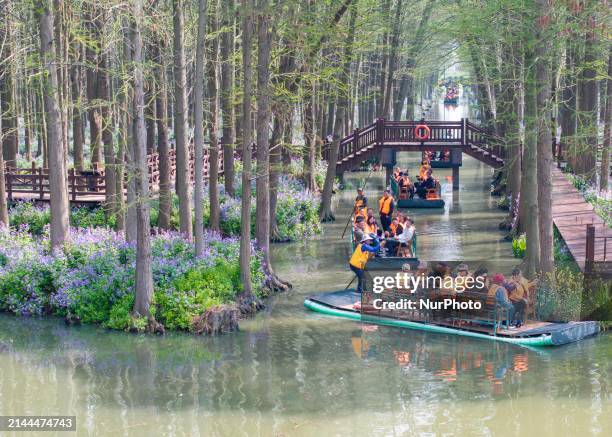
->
xmin=414 ymin=124 xmax=431 ymax=141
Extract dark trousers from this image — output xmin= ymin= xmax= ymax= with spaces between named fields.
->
xmin=380 ymin=214 xmax=391 ymax=232
xmin=349 ymin=264 xmax=365 ymax=292
xmin=512 ymin=299 xmax=527 ymax=323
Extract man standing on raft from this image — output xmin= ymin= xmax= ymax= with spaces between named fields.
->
xmin=349 ymin=234 xmax=380 ymax=293
xmin=378 ymin=189 xmax=394 ymax=232
xmin=354 ymin=187 xmax=368 ymax=217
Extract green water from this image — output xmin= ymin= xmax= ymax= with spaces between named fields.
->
xmin=0 ymin=156 xmax=610 ymax=436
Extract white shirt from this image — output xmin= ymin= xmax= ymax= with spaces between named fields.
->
xmin=398 ymin=224 xmax=414 ymax=244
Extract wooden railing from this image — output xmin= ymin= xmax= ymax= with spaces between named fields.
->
xmin=324 ymin=118 xmax=502 ymax=165
xmin=5 ymin=145 xmax=226 ymax=202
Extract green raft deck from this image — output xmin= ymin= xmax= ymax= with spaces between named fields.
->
xmin=390 ymin=178 xmax=445 ymax=209
xmin=304 ymin=290 xmax=600 ymax=347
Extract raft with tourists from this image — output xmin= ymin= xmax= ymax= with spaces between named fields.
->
xmin=390 ymin=175 xmax=445 ymax=209
xmin=304 ymin=288 xmax=600 ymax=347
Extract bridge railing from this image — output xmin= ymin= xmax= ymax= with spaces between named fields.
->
xmin=5 ymin=145 xmax=226 ymax=202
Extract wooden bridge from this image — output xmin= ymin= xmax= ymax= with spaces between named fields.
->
xmin=323 ymin=118 xmax=505 ymax=175
xmin=325 ymin=118 xmax=610 ymax=276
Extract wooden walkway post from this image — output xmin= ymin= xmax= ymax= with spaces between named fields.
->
xmin=585 ymin=224 xmax=595 ymax=274
xmin=38 ymin=166 xmax=44 ymax=200
xmin=6 ymin=164 xmax=12 ymax=201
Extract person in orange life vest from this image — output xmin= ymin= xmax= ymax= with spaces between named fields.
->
xmin=365 ymin=215 xmax=378 ymax=234
xmin=378 ymin=189 xmax=394 ymax=232
xmin=354 ymin=188 xmax=367 ymax=211
xmin=418 ymin=160 xmax=431 ymax=181
xmin=349 ymin=234 xmax=380 ymax=293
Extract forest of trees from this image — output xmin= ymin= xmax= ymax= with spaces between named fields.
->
xmin=0 ymin=0 xmax=609 ymax=327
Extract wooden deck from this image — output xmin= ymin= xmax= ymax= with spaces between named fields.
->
xmin=551 ymin=166 xmax=611 ymax=272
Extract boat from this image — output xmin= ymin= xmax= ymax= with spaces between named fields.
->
xmin=390 ymin=178 xmax=445 ymax=209
xmin=304 ymin=289 xmax=600 ymax=347
xmin=429 ymin=160 xmax=455 ymax=169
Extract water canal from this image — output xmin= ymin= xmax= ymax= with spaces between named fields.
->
xmin=0 ymin=153 xmax=610 ymax=436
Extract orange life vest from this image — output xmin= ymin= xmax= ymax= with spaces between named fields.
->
xmin=349 ymin=243 xmax=371 ymax=269
xmin=379 ymin=196 xmax=392 ymax=215
xmin=390 ymin=222 xmax=398 ymax=235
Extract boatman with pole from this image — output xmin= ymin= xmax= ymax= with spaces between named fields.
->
xmin=354 ymin=187 xmax=368 ymax=217
xmin=378 ymin=189 xmax=394 ymax=232
xmin=349 ymin=233 xmax=380 ymax=293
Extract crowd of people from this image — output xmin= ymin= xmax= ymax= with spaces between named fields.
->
xmin=426 ymin=262 xmax=535 ymax=329
xmin=392 ymin=161 xmax=440 ymax=200
xmin=351 ymin=188 xmax=416 ymax=259
xmin=348 ymin=185 xmax=535 ymax=329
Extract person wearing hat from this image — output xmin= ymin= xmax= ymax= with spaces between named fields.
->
xmin=456 ymin=263 xmax=470 ymax=277
xmin=353 ymin=215 xmax=367 ymax=245
xmin=354 ymin=188 xmax=368 ymax=218
xmin=489 ymin=274 xmax=516 ymax=329
xmin=378 ymin=189 xmax=394 ymax=232
xmin=349 ymin=233 xmax=380 ymax=293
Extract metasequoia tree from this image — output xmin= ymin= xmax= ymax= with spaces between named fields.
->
xmin=130 ymin=0 xmax=154 ymax=322
xmin=193 ymin=0 xmax=208 ymax=256
xmin=319 ymin=0 xmax=358 ymax=222
xmin=37 ymin=0 xmax=70 ymax=248
xmin=239 ymin=0 xmax=255 ymax=301
xmin=173 ymin=0 xmax=193 ymax=239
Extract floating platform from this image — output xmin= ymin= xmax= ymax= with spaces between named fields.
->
xmin=396 ymin=197 xmax=445 ymax=209
xmin=304 ymin=290 xmax=600 ymax=347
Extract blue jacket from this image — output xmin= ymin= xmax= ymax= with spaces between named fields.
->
xmin=360 ymin=240 xmax=380 ymax=253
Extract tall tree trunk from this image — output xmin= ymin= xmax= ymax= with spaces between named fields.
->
xmin=382 ymin=0 xmax=402 ymax=119
xmin=145 ymin=82 xmax=156 ymax=155
xmin=239 ymin=0 xmax=254 ymax=301
xmin=220 ymin=0 xmax=236 ymax=196
xmin=70 ymin=52 xmax=84 ymax=171
xmin=522 ymin=50 xmax=540 ymax=278
xmin=99 ymin=54 xmax=116 ymax=219
xmin=255 ymin=0 xmax=287 ymax=291
xmin=154 ymin=42 xmax=172 ymax=230
xmin=600 ymin=50 xmax=611 ymax=193
xmin=303 ymin=83 xmax=317 ymax=190
xmin=173 ymin=0 xmax=193 ymax=239
xmin=37 ymin=0 xmax=70 ymax=248
xmin=130 ymin=0 xmax=154 ymax=322
xmin=0 ymin=95 xmax=8 ymax=225
xmin=194 ymin=0 xmax=208 ymax=256
xmin=575 ymin=3 xmax=598 ymax=181
xmin=85 ymin=4 xmax=102 ymax=167
xmin=535 ymin=0 xmax=554 ymax=274
xmin=560 ymin=42 xmax=577 ymax=167
xmin=206 ymin=0 xmax=221 ymax=232
xmin=320 ymin=2 xmax=357 ymax=222
xmin=0 ymin=13 xmax=17 ymax=168
xmin=123 ymin=23 xmax=137 ymax=242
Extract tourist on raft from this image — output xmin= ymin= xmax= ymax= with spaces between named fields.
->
xmin=504 ymin=281 xmax=526 ymax=328
xmin=353 ymin=215 xmax=367 ymax=244
xmin=366 ymin=215 xmax=379 ymax=235
xmin=353 ymin=187 xmax=368 ymax=218
xmin=397 ymin=216 xmax=415 ymax=257
xmin=416 ymin=169 xmax=436 ymax=199
xmin=378 ymin=189 xmax=394 ymax=232
xmin=349 ymin=234 xmax=381 ymax=293
xmin=490 ymin=274 xmax=517 ymax=330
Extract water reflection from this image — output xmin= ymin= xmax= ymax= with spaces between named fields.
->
xmin=0 ymin=316 xmax=610 ymax=436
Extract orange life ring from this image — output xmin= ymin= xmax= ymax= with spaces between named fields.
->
xmin=414 ymin=124 xmax=431 ymax=141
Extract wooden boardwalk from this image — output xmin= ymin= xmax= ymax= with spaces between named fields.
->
xmin=552 ymin=166 xmax=611 ymax=273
